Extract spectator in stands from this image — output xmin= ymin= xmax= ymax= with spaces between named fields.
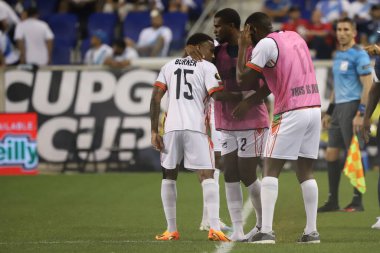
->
xmin=305 ymin=9 xmax=334 ymax=59
xmin=84 ymin=30 xmax=113 ymax=65
xmin=315 ymin=0 xmax=350 ymax=24
xmin=168 ymin=0 xmax=196 ymax=13
xmin=348 ymin=0 xmax=377 ymax=23
xmin=0 ymin=0 xmax=20 ymax=31
xmin=59 ymin=0 xmax=97 ymax=38
xmin=130 ymin=9 xmax=172 ymax=57
xmin=0 ymin=9 xmax=19 ymax=66
xmin=358 ymin=4 xmax=380 ymax=46
xmin=104 ymin=39 xmax=138 ymax=68
xmin=262 ymin=0 xmax=291 ymax=22
xmin=14 ymin=7 xmax=54 ymax=65
xmin=281 ymin=6 xmax=309 ymax=38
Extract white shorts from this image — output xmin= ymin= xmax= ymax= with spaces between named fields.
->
xmin=264 ymin=107 xmax=321 ymax=160
xmin=161 ymin=130 xmax=214 ymax=170
xmin=221 ymin=129 xmax=268 ymax=158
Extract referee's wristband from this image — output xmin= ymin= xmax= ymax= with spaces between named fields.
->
xmin=358 ymin=104 xmax=366 ymax=113
xmin=326 ymin=103 xmax=335 ymax=116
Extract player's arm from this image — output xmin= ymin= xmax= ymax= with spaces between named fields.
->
xmin=231 ymin=81 xmax=271 ymax=119
xmin=353 ymin=56 xmax=373 ymax=134
xmin=322 ymin=90 xmax=335 ymax=130
xmin=150 ymin=83 xmax=166 ymax=151
xmin=210 ymin=89 xmax=242 ymax=102
xmin=236 ymin=24 xmax=251 ymax=83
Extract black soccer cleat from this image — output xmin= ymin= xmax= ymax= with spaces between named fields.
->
xmin=317 ymin=201 xmax=340 ymax=212
xmin=297 ymin=231 xmax=320 ymax=244
xmin=248 ymin=231 xmax=275 ymax=244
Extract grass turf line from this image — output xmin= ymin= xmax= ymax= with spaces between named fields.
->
xmin=0 ymin=171 xmax=379 ymax=253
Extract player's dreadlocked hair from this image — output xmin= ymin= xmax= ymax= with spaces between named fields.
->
xmin=214 ymin=8 xmax=241 ymax=29
xmin=245 ymin=12 xmax=273 ymax=33
xmin=186 ymin=33 xmax=214 ymax=46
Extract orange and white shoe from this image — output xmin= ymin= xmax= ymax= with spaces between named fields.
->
xmin=208 ymin=229 xmax=231 ymax=242
xmin=155 ymin=231 xmax=180 ymax=241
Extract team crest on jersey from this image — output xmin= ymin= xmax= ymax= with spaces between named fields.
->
xmin=215 ymin=73 xmax=221 ymax=80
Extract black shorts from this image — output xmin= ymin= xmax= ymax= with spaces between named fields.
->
xmin=328 ymin=100 xmax=364 ymax=149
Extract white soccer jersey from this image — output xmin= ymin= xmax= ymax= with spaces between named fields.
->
xmin=154 ymin=56 xmax=223 ymax=134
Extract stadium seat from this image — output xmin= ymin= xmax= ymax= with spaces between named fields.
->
xmin=123 ymin=11 xmax=151 ymax=42
xmin=46 ymin=14 xmax=78 ymax=47
xmin=87 ymin=13 xmax=118 ymax=44
xmin=52 ymin=40 xmax=72 ymax=65
xmin=80 ymin=38 xmax=91 ymax=62
xmin=36 ymin=0 xmax=59 ymax=18
xmin=163 ymin=12 xmax=188 ymax=51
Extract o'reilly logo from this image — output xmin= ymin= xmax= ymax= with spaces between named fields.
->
xmin=0 ymin=135 xmax=38 ymax=170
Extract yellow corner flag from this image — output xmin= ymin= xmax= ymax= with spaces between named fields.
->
xmin=343 ymin=135 xmax=366 ymax=194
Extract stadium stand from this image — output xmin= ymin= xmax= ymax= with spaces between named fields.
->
xmin=122 ymin=10 xmax=151 ymax=43
xmin=163 ymin=11 xmax=188 ymax=51
xmin=87 ymin=12 xmax=118 ymax=45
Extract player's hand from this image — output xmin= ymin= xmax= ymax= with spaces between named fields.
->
xmin=322 ymin=114 xmax=331 ymax=130
xmin=151 ymin=131 xmax=165 ymax=151
xmin=184 ymin=45 xmax=203 ymax=61
xmin=239 ymin=24 xmax=252 ymax=48
xmin=232 ymin=99 xmax=250 ymax=119
xmin=361 ymin=117 xmax=371 ymax=143
xmin=364 ymin=44 xmax=380 ymax=56
xmin=353 ymin=114 xmax=371 ymax=143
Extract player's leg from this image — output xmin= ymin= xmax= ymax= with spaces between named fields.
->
xmin=295 ymin=157 xmax=320 ymax=243
xmin=221 ymin=131 xmax=244 ymax=240
xmin=250 ymin=111 xmax=306 ymax=244
xmin=237 ymin=129 xmax=268 ymax=240
xmin=296 ymin=107 xmax=321 ymax=243
xmin=339 ymin=102 xmax=365 ymax=211
xmin=156 ymin=131 xmax=183 ymax=241
xmin=184 ymin=131 xmax=230 ymax=241
xmin=318 ymin=106 xmax=344 ymax=212
xmin=372 ymin=120 xmax=380 ymax=229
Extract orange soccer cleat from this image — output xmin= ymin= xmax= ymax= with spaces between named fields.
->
xmin=155 ymin=231 xmax=180 ymax=241
xmin=208 ymin=229 xmax=231 ymax=242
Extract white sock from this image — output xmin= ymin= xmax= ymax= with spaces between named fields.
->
xmin=247 ymin=179 xmax=262 ymax=227
xmin=201 ymin=197 xmax=208 ymax=224
xmin=201 ymin=168 xmax=220 ymax=224
xmin=214 ymin=168 xmax=220 ymax=187
xmin=261 ymin=177 xmax=278 ymax=233
xmin=301 ymin=179 xmax=318 ymax=234
xmin=202 ymin=178 xmax=220 ymax=230
xmin=225 ymin=182 xmax=244 ymax=236
xmin=161 ymin=179 xmax=177 ymax=232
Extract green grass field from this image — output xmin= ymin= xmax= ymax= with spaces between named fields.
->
xmin=0 ymin=170 xmax=379 ymax=253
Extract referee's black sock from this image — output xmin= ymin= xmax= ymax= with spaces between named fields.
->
xmin=327 ymin=160 xmax=341 ymax=204
xmin=352 ymin=188 xmax=362 ymax=206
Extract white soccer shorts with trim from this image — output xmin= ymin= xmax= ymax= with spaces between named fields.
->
xmin=264 ymin=107 xmax=321 ymax=160
xmin=161 ymin=130 xmax=215 ymax=170
xmin=221 ymin=129 xmax=268 ymax=158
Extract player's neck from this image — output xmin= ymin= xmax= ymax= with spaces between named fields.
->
xmin=339 ymin=40 xmax=355 ymax=51
xmin=227 ymin=30 xmax=239 ymax=46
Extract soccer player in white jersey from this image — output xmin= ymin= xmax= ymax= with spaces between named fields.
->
xmin=150 ymin=33 xmax=242 ymax=241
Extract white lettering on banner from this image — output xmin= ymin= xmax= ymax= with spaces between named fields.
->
xmin=5 ymin=70 xmax=33 ymax=112
xmin=38 ymin=117 xmax=77 ymax=161
xmin=0 ymin=135 xmax=38 ymax=169
xmin=115 ymin=69 xmax=156 ymax=115
xmin=75 ymin=71 xmax=117 ymax=114
xmin=0 ymin=121 xmax=34 ymax=131
xmin=33 ymin=71 xmax=77 ymax=115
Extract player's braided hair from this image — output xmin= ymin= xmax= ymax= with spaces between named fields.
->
xmin=214 ymin=8 xmax=241 ymax=29
xmin=245 ymin=12 xmax=273 ymax=33
xmin=186 ymin=33 xmax=213 ymax=46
